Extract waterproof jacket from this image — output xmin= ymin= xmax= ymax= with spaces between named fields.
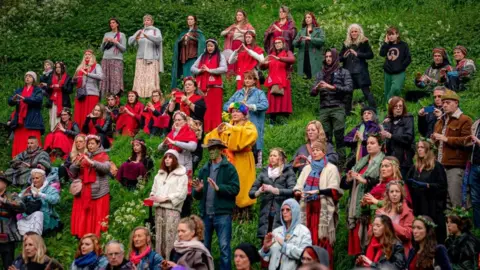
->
xmin=8 ymin=86 xmax=45 ymax=132
xmin=311 ymin=68 xmax=353 ymax=108
xmin=363 ymin=241 xmax=406 ymax=269
xmin=445 ymin=232 xmax=480 ymax=270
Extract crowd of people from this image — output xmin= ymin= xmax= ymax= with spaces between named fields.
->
xmin=0 ymin=5 xmax=479 ymax=270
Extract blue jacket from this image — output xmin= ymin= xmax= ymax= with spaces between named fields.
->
xmin=223 ymin=87 xmax=269 ymax=150
xmin=132 ymin=250 xmax=163 ymax=270
xmin=8 ymin=86 xmax=45 ymax=133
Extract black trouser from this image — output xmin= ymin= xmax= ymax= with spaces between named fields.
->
xmin=180 ymin=195 xmax=193 ymax=218
xmin=0 ymin=242 xmax=15 ymax=270
xmin=345 ymin=86 xmax=377 ymax=114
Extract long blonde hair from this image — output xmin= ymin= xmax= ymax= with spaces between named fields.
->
xmin=74 ymin=52 xmax=97 ymax=77
xmin=22 ymin=233 xmax=47 ymax=263
xmin=382 ymin=181 xmax=407 ymax=214
xmin=305 ymin=120 xmax=327 ymax=144
xmin=382 ymin=156 xmax=402 ymax=181
xmin=70 ymin=134 xmax=87 ymax=160
xmin=344 ymin=23 xmax=368 ymax=47
xmin=414 ymin=141 xmax=436 ymax=171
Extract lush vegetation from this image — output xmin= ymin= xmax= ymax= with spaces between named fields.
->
xmin=0 ymin=0 xmax=479 ymax=268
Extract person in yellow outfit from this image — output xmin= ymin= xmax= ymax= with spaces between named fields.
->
xmin=204 ymin=102 xmax=258 ymax=220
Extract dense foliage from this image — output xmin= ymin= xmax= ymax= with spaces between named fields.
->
xmin=0 ymin=0 xmax=479 ymax=268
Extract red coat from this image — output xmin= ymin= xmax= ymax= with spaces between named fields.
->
xmin=116 ymin=102 xmax=144 ymax=136
xmin=375 ymin=202 xmax=414 ymax=256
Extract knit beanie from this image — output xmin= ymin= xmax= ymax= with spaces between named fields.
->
xmin=454 ymin=45 xmax=467 ymax=57
xmin=234 ymin=243 xmax=260 ymax=264
xmin=25 ymin=71 xmax=37 ymax=83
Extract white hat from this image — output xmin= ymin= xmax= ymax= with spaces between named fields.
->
xmin=25 ymin=71 xmax=37 ymax=82
xmin=165 ymin=149 xmax=180 ymax=160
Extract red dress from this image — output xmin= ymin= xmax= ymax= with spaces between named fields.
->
xmin=50 ymin=73 xmax=67 ymax=117
xmin=264 ymin=50 xmax=295 ymax=114
xmin=73 ymin=63 xmax=99 ymax=128
xmin=234 ymin=45 xmax=264 ymax=90
xmin=116 ymin=102 xmax=144 ymax=136
xmin=71 ymin=151 xmax=110 ymax=238
xmin=12 ymin=86 xmax=41 ymax=157
xmin=142 ymin=101 xmax=169 ymax=134
xmin=196 ymin=53 xmax=224 ymax=132
xmin=43 ymin=121 xmax=75 ymax=156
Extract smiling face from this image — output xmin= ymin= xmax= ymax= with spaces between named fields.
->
xmin=412 ymin=220 xmax=427 ymax=242
xmin=325 ymin=51 xmax=333 ymax=65
xmin=372 ymin=217 xmax=385 ymax=238
xmin=81 ymin=238 xmax=94 ymax=255
xmin=109 ymin=19 xmax=118 ymax=31
xmin=133 ymin=229 xmax=148 ymax=249
xmin=453 ymin=49 xmax=465 ymax=61
xmin=177 ymin=223 xmax=195 ymax=241
xmin=388 ymin=183 xmax=402 ymax=204
xmin=24 ymin=237 xmax=38 ymax=258
xmin=350 ymin=27 xmax=359 ymax=40
xmin=234 ymin=249 xmax=250 ymax=270
xmin=206 ymin=42 xmax=215 ymax=53
xmin=31 ymin=172 xmax=45 ymax=189
xmin=380 ymin=160 xmax=394 ymax=179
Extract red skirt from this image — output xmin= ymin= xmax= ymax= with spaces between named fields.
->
xmin=71 ymin=193 xmax=109 ymax=238
xmin=228 ymin=40 xmax=243 ymax=75
xmin=348 ymin=221 xmax=363 ymax=256
xmin=306 ymin=199 xmax=321 ymax=245
xmin=116 ymin=113 xmax=138 ymax=136
xmin=266 ymin=80 xmax=292 ymax=114
xmin=44 ymin=131 xmax=73 ymax=156
xmin=74 ymin=95 xmax=100 ymax=129
xmin=12 ymin=126 xmax=41 ymax=158
xmin=203 ymin=87 xmax=223 ymax=132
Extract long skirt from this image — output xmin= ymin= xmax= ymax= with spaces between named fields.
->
xmin=234 ymin=151 xmax=256 ymax=208
xmin=155 ymin=207 xmax=180 ymax=260
xmin=203 ymin=87 xmax=223 ymax=132
xmin=116 ymin=114 xmax=139 ymax=137
xmin=182 ymin=58 xmax=196 ymax=78
xmin=132 ymin=59 xmax=160 ymax=98
xmin=100 ymin=59 xmax=124 ymax=97
xmin=17 ymin=211 xmax=43 ymax=236
xmin=228 ymin=40 xmax=242 ymax=74
xmin=49 ymin=103 xmax=60 ymax=132
xmin=266 ymin=80 xmax=292 ymax=114
xmin=307 ymin=200 xmax=334 ymax=269
xmin=348 ymin=217 xmax=370 ymax=256
xmin=74 ymin=95 xmax=100 ymax=129
xmin=71 ymin=193 xmax=109 ymax=238
xmin=12 ymin=126 xmax=41 ymax=158
xmin=44 ymin=130 xmax=73 ymax=156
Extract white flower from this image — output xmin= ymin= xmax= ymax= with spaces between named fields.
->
xmin=437 ymin=20 xmax=442 ymax=25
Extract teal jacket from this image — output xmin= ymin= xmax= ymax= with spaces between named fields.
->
xmin=293 ymin=27 xmax=326 ymax=77
xmin=192 ymin=156 xmax=240 ymax=216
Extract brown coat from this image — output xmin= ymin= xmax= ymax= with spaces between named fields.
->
xmin=434 ymin=109 xmax=473 ymax=167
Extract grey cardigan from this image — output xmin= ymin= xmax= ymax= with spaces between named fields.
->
xmin=79 ymin=65 xmax=103 ymax=96
xmin=100 ymin=31 xmax=127 ymax=60
xmin=70 ymin=150 xmax=110 ymax=199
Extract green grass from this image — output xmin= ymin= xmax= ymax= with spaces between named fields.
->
xmin=0 ymin=0 xmax=479 ymax=268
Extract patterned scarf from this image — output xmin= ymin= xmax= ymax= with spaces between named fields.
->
xmin=74 ymin=251 xmax=98 ymax=267
xmin=304 ymin=157 xmax=326 ymax=202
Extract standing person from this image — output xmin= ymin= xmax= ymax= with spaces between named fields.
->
xmin=381 ymin=96 xmax=415 ymax=179
xmin=147 ymin=149 xmax=188 ymax=260
xmin=406 ymin=216 xmax=452 ymax=270
xmin=340 ymin=23 xmax=376 ymax=111
xmin=116 ymin=91 xmax=144 ymax=136
xmin=73 ymin=49 xmax=104 ymax=129
xmin=293 ymin=12 xmax=325 ymax=79
xmin=191 ymin=39 xmax=227 ymax=132
xmin=379 ymin=26 xmax=411 ymax=102
xmin=116 ymin=139 xmax=154 ymax=189
xmin=264 ymin=5 xmax=297 ymax=53
xmin=293 ymin=140 xmax=343 ymax=269
xmin=69 ymin=135 xmax=111 ymax=238
xmin=414 ymin=48 xmax=452 ymax=92
xmin=0 ymin=172 xmax=25 ymax=269
xmin=192 ymin=138 xmax=240 ymax=270
xmin=205 ymin=103 xmax=258 ymax=217
xmin=233 ymin=243 xmax=261 ymax=270
xmin=100 ymin=17 xmax=126 ymax=97
xmin=82 ymin=103 xmax=113 ymax=149
xmin=311 ymin=48 xmax=353 ymax=168
xmin=171 ymin=15 xmax=206 ymax=89
xmin=356 ymin=215 xmax=406 ymax=269
xmin=11 ymin=232 xmax=63 ymax=270
xmin=46 ymin=61 xmax=73 ymax=131
xmin=417 ymin=86 xmax=445 ymax=138
xmin=8 ymin=71 xmax=44 ymax=158
xmin=128 ymin=227 xmax=163 ymax=268
xmin=249 ymin=148 xmax=296 ymax=241
xmin=162 ymin=215 xmax=214 ymax=270
xmin=406 ymin=140 xmax=448 ymax=243
xmin=221 ymin=9 xmax=256 ymax=75
xmin=44 ymin=108 xmax=80 ymax=159
xmin=432 ymin=89 xmax=472 ymax=208
xmin=228 ymin=31 xmax=264 ymax=90
xmin=223 ymin=70 xmax=268 ymax=167
xmin=470 ymin=117 xmax=480 ymax=228
xmin=128 ymin=14 xmax=164 ymax=98
xmin=448 ymin=45 xmax=476 ymax=91
xmin=103 ymin=240 xmax=132 ymax=270
xmin=71 ymin=234 xmax=108 ymax=270
xmin=259 ymin=199 xmax=312 ymax=270
xmin=39 ymin=60 xmax=54 ymax=92
xmin=142 ymin=90 xmax=168 ymax=136
xmin=261 ymin=36 xmax=295 ymax=123
xmin=341 ymin=134 xmax=385 ymax=256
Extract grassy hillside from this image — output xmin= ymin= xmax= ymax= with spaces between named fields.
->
xmin=0 ymin=0 xmax=479 ymax=268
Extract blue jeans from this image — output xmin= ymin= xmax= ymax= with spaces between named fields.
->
xmin=203 ymin=215 xmax=232 ymax=270
xmin=469 ymin=164 xmax=480 ymax=228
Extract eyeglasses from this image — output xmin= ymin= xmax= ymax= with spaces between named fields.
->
xmin=274 ymin=42 xmax=283 ymax=44
xmin=434 ymin=95 xmax=442 ymax=98
xmin=281 ymin=208 xmax=291 ymax=212
xmin=106 ymin=252 xmax=122 ymax=257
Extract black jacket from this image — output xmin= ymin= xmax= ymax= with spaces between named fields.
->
xmin=311 ymin=67 xmax=353 ymax=108
xmin=248 ymin=165 xmax=296 ymax=238
xmin=418 ymin=104 xmax=443 ymax=138
xmin=364 ymin=241 xmax=406 ymax=269
xmin=383 ymin=114 xmax=415 ymax=168
xmin=340 ymin=41 xmax=374 ymax=87
xmin=379 ymin=41 xmax=411 ymax=74
xmin=406 ymin=245 xmax=452 ymax=270
xmin=82 ymin=116 xmax=113 ymax=137
xmin=445 ymin=232 xmax=480 ymax=270
xmin=46 ymin=74 xmax=74 ymax=109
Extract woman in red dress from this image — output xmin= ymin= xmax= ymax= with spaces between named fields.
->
xmin=44 ymin=107 xmax=80 ymax=159
xmin=73 ymin=50 xmax=104 ymax=129
xmin=116 ymin=91 xmax=144 ymax=136
xmin=82 ymin=103 xmax=113 ymax=149
xmin=228 ymin=31 xmax=264 ymax=90
xmin=69 ymin=134 xmax=110 ymax=238
xmin=191 ymin=39 xmax=227 ymax=132
xmin=142 ymin=90 xmax=168 ymax=136
xmin=8 ymin=71 xmax=44 ymax=157
xmin=261 ymin=36 xmax=295 ymax=123
xmin=46 ymin=61 xmax=73 ymax=131
xmin=263 ymin=5 xmax=297 ymax=53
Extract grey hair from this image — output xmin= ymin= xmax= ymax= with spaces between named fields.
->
xmin=105 ymin=240 xmax=125 ymax=253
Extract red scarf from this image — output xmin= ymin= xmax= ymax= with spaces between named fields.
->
xmin=365 ymin=237 xmax=384 ymax=263
xmin=142 ymin=101 xmax=163 ymax=133
xmin=130 ymin=246 xmax=151 ymax=265
xmin=370 ymin=177 xmax=395 ymax=200
xmin=80 ymin=151 xmax=109 ymax=209
xmin=196 ymin=53 xmax=222 ymax=92
xmin=51 ymin=73 xmax=67 ymax=116
xmin=180 ymin=94 xmax=202 ymax=116
xmin=76 ymin=62 xmax=96 ymax=88
xmin=18 ymin=86 xmax=34 ymax=125
xmin=265 ymin=50 xmax=289 ymax=88
xmin=166 ymin=124 xmax=198 ymax=152
xmin=88 ymin=118 xmax=105 ymax=135
xmin=235 ymin=45 xmax=264 ymax=76
xmin=113 ymin=32 xmax=121 ymax=54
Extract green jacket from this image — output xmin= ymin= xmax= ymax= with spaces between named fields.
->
xmin=192 ymin=156 xmax=240 ymax=216
xmin=293 ymin=27 xmax=325 ymax=77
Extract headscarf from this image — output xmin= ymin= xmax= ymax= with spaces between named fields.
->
xmin=322 ymin=48 xmax=340 ymax=84
xmin=235 ymin=243 xmax=261 ymax=264
xmin=432 ymin=47 xmax=450 ymax=68
xmin=280 ymin=198 xmax=301 ymax=237
xmin=454 ymin=45 xmax=467 ymax=57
